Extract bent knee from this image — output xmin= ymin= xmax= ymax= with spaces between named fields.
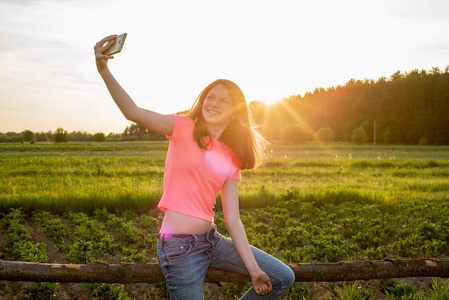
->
xmin=284 ymin=266 xmax=295 ymax=287
xmin=276 ymin=265 xmax=295 ymax=289
xmin=272 ymin=266 xmax=295 ymax=293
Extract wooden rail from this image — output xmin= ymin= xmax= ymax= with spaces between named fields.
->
xmin=0 ymin=259 xmax=448 ymax=283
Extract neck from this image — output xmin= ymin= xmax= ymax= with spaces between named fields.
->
xmin=207 ymin=124 xmax=226 ymax=140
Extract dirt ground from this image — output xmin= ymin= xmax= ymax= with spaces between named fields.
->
xmin=0 ymin=220 xmax=446 ymax=299
xmin=1 ymin=277 xmax=444 ymax=299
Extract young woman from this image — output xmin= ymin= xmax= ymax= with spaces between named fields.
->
xmin=94 ymin=34 xmax=295 ymax=299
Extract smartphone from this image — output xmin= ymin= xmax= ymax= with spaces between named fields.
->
xmin=105 ymin=33 xmax=127 ymax=55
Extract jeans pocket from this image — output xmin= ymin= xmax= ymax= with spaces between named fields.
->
xmin=164 ymin=242 xmax=193 ymax=260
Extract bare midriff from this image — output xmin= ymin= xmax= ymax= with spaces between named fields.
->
xmin=160 ymin=210 xmax=213 ymax=235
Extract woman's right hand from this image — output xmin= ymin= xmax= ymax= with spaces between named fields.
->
xmin=94 ymin=35 xmax=117 ymax=73
xmin=251 ymin=270 xmax=273 ymax=296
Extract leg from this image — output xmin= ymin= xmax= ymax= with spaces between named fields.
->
xmin=210 ymin=234 xmax=295 ymax=299
xmin=157 ymin=237 xmax=210 ymax=300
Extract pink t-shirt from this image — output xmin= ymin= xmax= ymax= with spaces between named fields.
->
xmin=157 ymin=115 xmax=241 ymax=222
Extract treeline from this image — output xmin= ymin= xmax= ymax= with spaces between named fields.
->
xmin=0 ymin=124 xmax=165 ymax=144
xmin=251 ymin=66 xmax=449 ymax=145
xmin=3 ymin=67 xmax=449 ymax=145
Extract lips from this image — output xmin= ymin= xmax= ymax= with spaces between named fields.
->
xmin=207 ymin=109 xmax=221 ymax=115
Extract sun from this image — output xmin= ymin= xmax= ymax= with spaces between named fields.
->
xmin=258 ymin=97 xmax=281 ymax=106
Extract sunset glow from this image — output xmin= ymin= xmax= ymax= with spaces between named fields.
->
xmin=1 ymin=0 xmax=448 ymax=133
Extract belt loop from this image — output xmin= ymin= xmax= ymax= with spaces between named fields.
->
xmin=206 ymin=226 xmax=213 ymax=243
xmin=211 ymin=224 xmax=217 ymax=239
xmin=158 ymin=232 xmax=164 ymax=247
xmin=193 ymin=233 xmax=198 ymax=247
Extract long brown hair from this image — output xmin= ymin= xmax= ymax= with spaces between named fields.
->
xmin=188 ymin=79 xmax=266 ymax=170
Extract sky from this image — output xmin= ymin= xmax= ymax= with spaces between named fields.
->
xmin=1 ymin=0 xmax=448 ymax=134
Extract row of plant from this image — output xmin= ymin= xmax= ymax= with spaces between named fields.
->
xmin=31 ymin=191 xmax=443 ymax=266
xmin=215 ymin=194 xmax=449 ymax=298
xmin=1 ymin=194 xmax=449 ymax=298
xmin=230 ymin=191 xmax=449 ymax=263
xmin=33 ymin=209 xmax=160 ymax=263
xmin=292 ymin=278 xmax=449 ymax=300
xmin=32 ymin=210 xmax=163 ymax=299
xmin=0 ymin=209 xmax=66 ymax=299
xmin=0 ymin=208 xmax=48 ymax=263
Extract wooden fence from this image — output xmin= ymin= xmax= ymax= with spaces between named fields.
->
xmin=1 ymin=259 xmax=448 ymax=283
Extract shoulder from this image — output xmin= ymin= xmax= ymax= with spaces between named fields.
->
xmin=172 ymin=115 xmax=194 ymax=127
xmin=172 ymin=114 xmax=193 ymax=122
xmin=168 ymin=115 xmax=195 ymax=140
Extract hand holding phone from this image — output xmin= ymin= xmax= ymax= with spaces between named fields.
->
xmin=105 ymin=33 xmax=127 ymax=55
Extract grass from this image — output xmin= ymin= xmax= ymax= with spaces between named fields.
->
xmin=1 ymin=141 xmax=449 ymax=213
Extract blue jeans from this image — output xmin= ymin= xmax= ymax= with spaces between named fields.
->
xmin=157 ymin=225 xmax=295 ymax=299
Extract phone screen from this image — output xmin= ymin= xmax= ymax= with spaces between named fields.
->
xmin=105 ymin=33 xmax=127 ymax=55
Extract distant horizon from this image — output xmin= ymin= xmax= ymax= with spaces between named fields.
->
xmin=2 ymin=65 xmax=449 ymax=134
xmin=2 ymin=0 xmax=448 ymax=133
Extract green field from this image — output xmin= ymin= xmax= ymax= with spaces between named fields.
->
xmin=2 ymin=142 xmax=449 ymax=213
xmin=1 ymin=142 xmax=449 ymax=299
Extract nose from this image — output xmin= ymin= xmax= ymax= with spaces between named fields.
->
xmin=209 ymin=99 xmax=220 ymax=108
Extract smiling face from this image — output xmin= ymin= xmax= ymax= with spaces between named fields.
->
xmin=201 ymin=84 xmax=235 ymax=130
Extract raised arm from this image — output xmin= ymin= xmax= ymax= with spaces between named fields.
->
xmin=221 ymin=179 xmax=273 ymax=296
xmin=94 ymin=35 xmax=173 ymax=135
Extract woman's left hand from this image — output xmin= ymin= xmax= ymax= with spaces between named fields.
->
xmin=251 ymin=270 xmax=273 ymax=295
xmin=94 ymin=35 xmax=117 ymax=73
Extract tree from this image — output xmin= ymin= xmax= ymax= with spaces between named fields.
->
xmin=22 ymin=130 xmax=35 ymax=144
xmin=122 ymin=123 xmax=165 ymax=141
xmin=280 ymin=124 xmax=306 ymax=144
xmin=419 ymin=136 xmax=428 ymax=145
xmin=382 ymin=127 xmax=392 ymax=144
xmin=53 ymin=128 xmax=68 ymax=143
xmin=1 ymin=132 xmax=22 ymax=143
xmin=93 ymin=132 xmax=106 ymax=142
xmin=35 ymin=132 xmax=50 ymax=142
xmin=107 ymin=132 xmax=122 ymax=141
xmin=351 ymin=127 xmax=368 ymax=145
xmin=360 ymin=121 xmax=373 ymax=143
xmin=70 ymin=131 xmax=87 ymax=142
xmin=126 ymin=123 xmax=147 ymax=141
xmin=315 ymin=127 xmax=335 ymax=144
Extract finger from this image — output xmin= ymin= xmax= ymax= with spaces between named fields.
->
xmin=99 ymin=34 xmax=117 ymax=46
xmin=255 ymin=285 xmax=268 ymax=295
xmin=94 ymin=35 xmax=117 ymax=51
xmin=260 ymin=287 xmax=268 ymax=295
xmin=94 ymin=47 xmax=114 ymax=58
xmin=103 ymin=38 xmax=117 ymax=50
xmin=98 ymin=53 xmax=115 ymax=59
xmin=97 ymin=55 xmax=115 ymax=62
xmin=267 ymin=280 xmax=273 ymax=292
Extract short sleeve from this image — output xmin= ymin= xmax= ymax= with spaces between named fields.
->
xmin=166 ymin=115 xmax=194 ymax=141
xmin=228 ymin=169 xmax=241 ymax=181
